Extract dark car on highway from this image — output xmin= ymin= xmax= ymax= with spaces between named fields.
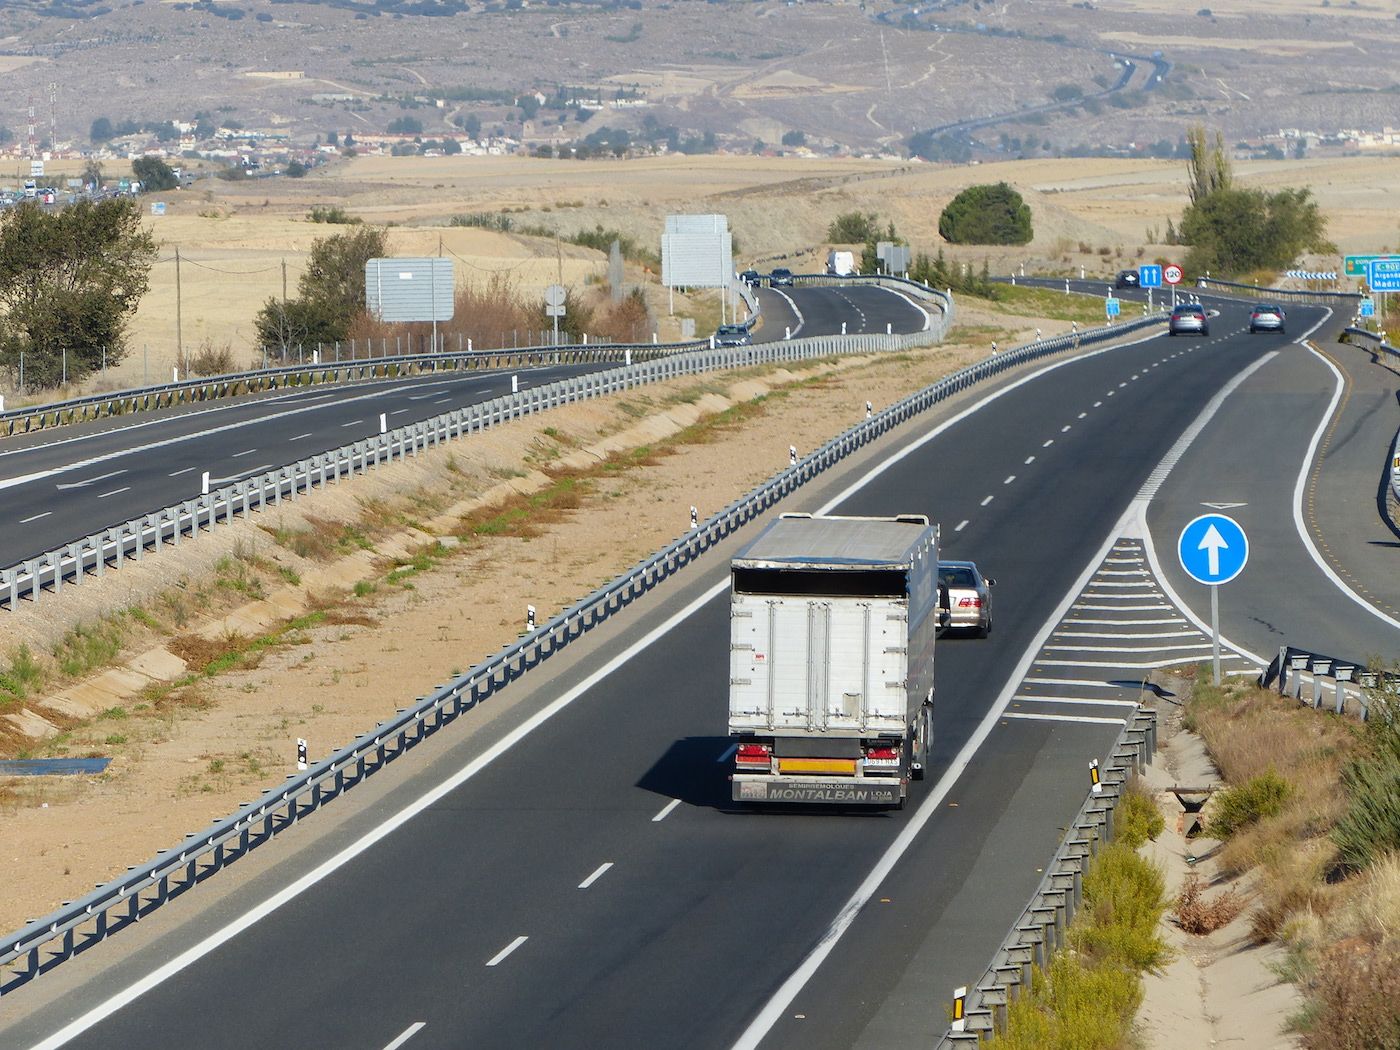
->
xmin=738 ymin=269 xmax=761 ymax=287
xmin=769 ymin=267 xmax=794 ymax=287
xmin=1168 ymin=302 xmax=1210 ymax=337
xmin=714 ymin=324 xmax=753 ymax=347
xmin=1115 ymin=269 xmax=1140 ymax=289
xmin=1248 ymin=304 xmax=1285 ymax=334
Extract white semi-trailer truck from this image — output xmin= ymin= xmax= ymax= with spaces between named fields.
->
xmin=727 ymin=513 xmax=940 ymax=807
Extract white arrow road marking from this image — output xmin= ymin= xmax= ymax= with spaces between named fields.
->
xmin=1197 ymin=523 xmax=1228 ymax=577
xmin=55 ymin=469 xmax=126 ymax=491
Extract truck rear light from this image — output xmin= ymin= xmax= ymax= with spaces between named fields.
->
xmin=735 ymin=743 xmax=772 ymax=769
xmin=958 ymin=596 xmax=981 ymax=608
xmin=863 ymin=745 xmax=900 ymax=768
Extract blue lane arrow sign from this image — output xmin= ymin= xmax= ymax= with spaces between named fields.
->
xmin=1177 ymin=513 xmax=1249 ymax=586
xmin=1138 ymin=264 xmax=1163 ymax=289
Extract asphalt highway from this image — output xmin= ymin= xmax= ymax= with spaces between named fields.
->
xmin=1 ymin=297 xmax=1314 ymax=1050
xmin=0 ymin=283 xmax=930 ymax=570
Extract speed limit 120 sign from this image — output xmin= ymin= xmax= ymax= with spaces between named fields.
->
xmin=1164 ymin=264 xmax=1183 ymax=285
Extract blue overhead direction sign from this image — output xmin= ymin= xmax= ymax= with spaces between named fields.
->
xmin=1178 ymin=513 xmax=1249 ymax=586
xmin=1105 ymin=297 xmax=1121 ymax=318
xmin=1366 ymin=259 xmax=1400 ymax=292
xmin=1138 ymin=264 xmax=1163 ymax=289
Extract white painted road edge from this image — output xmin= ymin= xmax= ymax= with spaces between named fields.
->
xmin=729 ymin=326 xmax=1271 ymax=1050
xmin=22 ymin=325 xmax=1165 ymax=1050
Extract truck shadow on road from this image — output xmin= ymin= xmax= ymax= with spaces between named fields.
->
xmin=638 ymin=736 xmax=906 ymax=816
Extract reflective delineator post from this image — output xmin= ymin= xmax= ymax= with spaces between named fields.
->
xmin=296 ymin=738 xmax=308 ymax=772
xmin=1090 ymin=758 xmax=1102 ymax=795
xmin=690 ymin=506 xmax=698 ymax=529
xmin=201 ymin=471 xmax=210 ymax=496
xmin=512 ymin=374 xmax=519 ymax=394
xmin=866 ymin=401 xmax=873 ymax=419
xmin=951 ymin=986 xmax=967 ymax=1032
xmin=379 ymin=413 xmax=387 ymax=435
xmin=526 ymin=604 xmax=536 ymax=631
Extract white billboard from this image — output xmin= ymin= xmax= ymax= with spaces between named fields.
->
xmin=365 ymin=258 xmax=455 ymax=322
xmin=662 ymin=213 xmax=732 ymax=289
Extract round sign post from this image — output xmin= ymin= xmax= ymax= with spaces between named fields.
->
xmin=1177 ymin=513 xmax=1249 ymax=685
xmin=1164 ymin=264 xmax=1183 ymax=308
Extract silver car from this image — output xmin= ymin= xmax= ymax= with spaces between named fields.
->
xmin=939 ymin=560 xmax=994 ymax=637
xmin=1248 ymin=304 xmax=1285 ymax=334
xmin=1168 ymin=303 xmax=1210 ymax=336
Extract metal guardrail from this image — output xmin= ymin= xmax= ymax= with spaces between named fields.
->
xmin=1258 ymin=645 xmax=1397 ymax=722
xmin=1339 ymin=325 xmax=1400 ymax=365
xmin=0 ymin=342 xmax=704 ymax=439
xmin=936 ymin=709 xmax=1159 ymax=1046
xmin=0 ymin=309 xmax=1162 ymax=996
xmin=1195 ymin=276 xmax=1362 ymax=307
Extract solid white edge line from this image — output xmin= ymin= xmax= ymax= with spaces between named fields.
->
xmin=24 ymin=577 xmax=729 ymax=1050
xmin=729 ymin=509 xmax=1133 ymax=1050
xmin=769 ymin=288 xmax=805 ymax=339
xmin=1293 ymin=335 xmax=1400 ymax=631
xmin=382 ymin=1021 xmax=426 ymax=1050
xmin=651 ymin=798 xmax=682 ymax=823
xmin=731 ymin=323 xmax=1277 ymax=1050
xmin=578 ymin=862 xmax=614 ymax=890
xmin=485 ymin=935 xmax=528 ymax=967
xmin=26 ymin=323 xmax=1169 ymax=1050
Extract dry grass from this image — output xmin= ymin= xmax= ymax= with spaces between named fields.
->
xmin=1174 ymin=871 xmax=1246 ymax=935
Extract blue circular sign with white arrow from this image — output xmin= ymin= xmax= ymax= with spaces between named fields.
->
xmin=1177 ymin=513 xmax=1249 ymax=586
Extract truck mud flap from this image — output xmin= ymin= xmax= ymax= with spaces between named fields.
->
xmin=734 ymin=779 xmax=901 ymax=805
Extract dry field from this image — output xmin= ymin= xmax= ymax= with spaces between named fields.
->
xmin=8 ymin=150 xmax=1392 ymax=393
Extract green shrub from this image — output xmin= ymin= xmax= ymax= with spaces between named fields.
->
xmin=938 ymin=182 xmax=1033 ymax=245
xmin=0 ymin=645 xmax=45 ymax=701
xmin=1208 ymin=768 xmax=1292 ymax=838
xmin=1116 ymin=779 xmax=1166 ymax=849
xmin=1075 ymin=842 xmax=1169 ymax=971
xmin=1333 ymin=717 xmax=1400 ymax=871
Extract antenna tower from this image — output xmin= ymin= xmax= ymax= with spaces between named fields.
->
xmin=26 ymin=94 xmax=36 ymax=158
xmin=48 ymin=82 xmax=56 ymax=151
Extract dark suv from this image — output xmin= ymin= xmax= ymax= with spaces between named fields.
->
xmin=769 ymin=267 xmax=794 ymax=287
xmin=1114 ymin=269 xmax=1140 ymax=289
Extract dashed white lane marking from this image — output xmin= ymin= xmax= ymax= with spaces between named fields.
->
xmin=96 ymin=487 xmax=131 ymax=499
xmin=652 ymin=799 xmax=681 ymax=823
xmin=383 ymin=1022 xmax=426 ymax=1050
xmin=1003 ymin=475 xmax=1016 ymax=485
xmin=578 ymin=862 xmax=614 ymax=889
xmin=20 ymin=511 xmax=51 ymax=523
xmin=340 ymin=419 xmax=363 ymax=427
xmin=1093 ymin=401 xmax=1103 ymax=408
xmin=289 ymin=433 xmax=313 ymax=442
xmin=980 ymin=495 xmax=994 ymax=507
xmin=433 ymin=398 xmax=451 ymax=404
xmin=1060 ymin=425 xmax=1071 ymax=432
xmin=1118 ymin=382 xmax=1127 ymax=388
xmin=1063 ymin=618 xmax=1187 ymax=626
xmin=391 ymin=409 xmax=410 ymax=415
xmin=1045 ymin=642 xmax=1212 ymax=654
xmin=717 ymin=743 xmax=738 ymax=764
xmin=168 ymin=466 xmax=198 ymax=477
xmin=955 ymin=519 xmax=969 ymax=532
xmin=1078 ymin=412 xmax=1087 ymax=419
xmin=1043 ymin=439 xmax=1054 ymax=447
xmin=1107 ymin=390 xmax=1116 ymax=397
xmin=1074 ymin=603 xmax=1174 ymax=611
xmin=1003 ymin=712 xmax=1127 ymax=726
xmin=231 ymin=449 xmax=258 ymax=458
xmin=1024 ymin=456 xmax=1035 ymax=465
xmin=486 ymin=936 xmax=528 ymax=967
